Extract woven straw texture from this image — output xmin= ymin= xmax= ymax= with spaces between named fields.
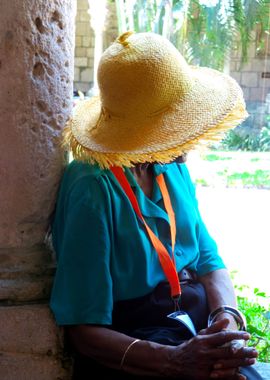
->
xmin=65 ymin=31 xmax=248 ymax=168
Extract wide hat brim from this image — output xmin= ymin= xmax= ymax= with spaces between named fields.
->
xmin=66 ymin=66 xmax=248 ymax=168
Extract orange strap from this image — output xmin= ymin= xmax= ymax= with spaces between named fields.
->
xmin=111 ymin=166 xmax=181 ymax=299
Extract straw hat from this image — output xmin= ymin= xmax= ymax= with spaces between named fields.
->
xmin=64 ymin=31 xmax=248 ymax=168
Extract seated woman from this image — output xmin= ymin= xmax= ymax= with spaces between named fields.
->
xmin=50 ymin=31 xmax=262 ymax=380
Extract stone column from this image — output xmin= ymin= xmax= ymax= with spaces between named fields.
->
xmin=0 ymin=0 xmax=76 ymax=378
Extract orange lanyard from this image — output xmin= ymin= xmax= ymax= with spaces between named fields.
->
xmin=111 ymin=166 xmax=181 ymax=300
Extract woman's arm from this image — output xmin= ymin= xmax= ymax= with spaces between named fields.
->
xmin=67 ymin=321 xmax=255 ymax=379
xmin=198 ymin=268 xmax=258 ymax=379
xmin=66 ymin=324 xmax=170 ymax=376
xmin=199 ymin=268 xmax=239 ymax=330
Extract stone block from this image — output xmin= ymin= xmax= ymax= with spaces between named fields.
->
xmin=74 ymin=67 xmax=80 ymax=82
xmin=249 ymin=87 xmax=264 ymax=102
xmin=241 ymin=72 xmax=258 ymax=87
xmin=75 ymin=36 xmax=82 ymax=47
xmin=242 ymin=87 xmax=250 ymax=101
xmin=79 ymin=10 xmax=90 ymax=22
xmin=74 ymin=57 xmax=88 ymax=67
xmin=240 ymin=60 xmax=253 ymax=72
xmin=0 ymin=304 xmax=63 ymax=355
xmin=77 ymin=0 xmax=89 ymax=11
xmin=82 ymin=36 xmax=92 ymax=48
xmin=80 ymin=68 xmax=93 ymax=82
xmin=0 ymin=245 xmax=55 ymax=302
xmin=86 ymin=47 xmax=94 ymax=58
xmin=0 ymin=352 xmax=72 ymax=380
xmin=0 ymin=277 xmax=53 ymax=302
xmin=259 ymin=76 xmax=270 ymax=89
xmin=251 ymin=58 xmax=269 ymax=72
xmin=75 ymin=47 xmax=86 ymax=57
xmin=76 ymin=22 xmax=90 ymax=36
xmin=87 ymin=58 xmax=94 ymax=67
xmin=230 ymin=71 xmax=241 ymax=84
xmin=74 ymin=82 xmax=91 ymax=93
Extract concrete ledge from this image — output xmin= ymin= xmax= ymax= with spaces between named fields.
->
xmin=0 ymin=304 xmax=73 ymax=379
xmin=0 ymin=245 xmax=55 ymax=302
xmin=254 ymin=362 xmax=270 ymax=380
xmin=0 ymin=352 xmax=72 ymax=380
xmin=0 ymin=304 xmax=62 ymax=355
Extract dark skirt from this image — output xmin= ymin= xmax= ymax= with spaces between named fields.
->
xmin=71 ymin=280 xmax=263 ymax=380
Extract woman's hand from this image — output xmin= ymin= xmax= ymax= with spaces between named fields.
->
xmin=201 ymin=318 xmax=258 ymax=379
xmin=167 ymin=319 xmax=257 ymax=380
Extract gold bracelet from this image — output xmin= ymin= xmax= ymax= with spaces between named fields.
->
xmin=120 ymin=339 xmax=141 ymax=370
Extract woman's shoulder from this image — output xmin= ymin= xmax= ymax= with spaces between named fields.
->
xmin=168 ymin=161 xmax=192 ymax=182
xmin=65 ymin=159 xmax=103 ymax=179
xmin=63 ymin=159 xmax=106 ymax=186
xmin=58 ymin=160 xmax=108 ymax=203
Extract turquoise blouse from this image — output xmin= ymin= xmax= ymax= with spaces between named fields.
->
xmin=50 ymin=160 xmax=226 ymax=326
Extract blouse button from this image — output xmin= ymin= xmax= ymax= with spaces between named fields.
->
xmin=175 ymin=249 xmax=183 ymax=256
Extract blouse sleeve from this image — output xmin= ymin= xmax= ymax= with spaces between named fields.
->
xmin=180 ymin=164 xmax=226 ymax=276
xmin=50 ymin=176 xmax=113 ymax=326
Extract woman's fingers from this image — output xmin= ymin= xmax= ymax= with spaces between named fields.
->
xmin=229 ymin=339 xmax=246 ymax=352
xmin=213 ymin=357 xmax=257 ymax=369
xmin=204 ymin=330 xmax=250 ymax=347
xmin=210 ymin=369 xmax=247 ymax=379
xmin=199 ymin=318 xmax=230 ymax=335
xmin=209 ymin=345 xmax=258 ymax=360
xmin=210 ymin=367 xmax=237 ymax=378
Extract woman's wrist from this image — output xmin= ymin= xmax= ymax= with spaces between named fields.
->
xmin=119 ymin=338 xmax=175 ymax=377
xmin=214 ymin=312 xmax=239 ymax=330
xmin=208 ymin=305 xmax=246 ymax=331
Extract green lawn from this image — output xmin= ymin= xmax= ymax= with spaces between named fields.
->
xmin=187 ymin=150 xmax=270 ymax=362
xmin=188 ymin=151 xmax=270 ymax=189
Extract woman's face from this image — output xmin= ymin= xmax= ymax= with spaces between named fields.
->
xmin=170 ymin=154 xmax=187 ymax=164
xmin=132 ymin=154 xmax=188 ymax=170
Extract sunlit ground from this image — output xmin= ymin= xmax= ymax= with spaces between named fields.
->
xmin=187 ymin=150 xmax=270 ymax=300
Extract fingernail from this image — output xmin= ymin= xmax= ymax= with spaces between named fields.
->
xmin=243 ymin=333 xmax=250 ymax=339
xmin=231 ymin=347 xmax=238 ymax=354
xmin=214 ymin=363 xmax=222 ymax=369
xmin=248 ymin=358 xmax=256 ymax=364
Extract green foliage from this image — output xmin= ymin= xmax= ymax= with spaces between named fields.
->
xmin=194 ymin=178 xmax=209 ymax=186
xmin=191 ymin=151 xmax=270 ymax=189
xmin=217 ymin=169 xmax=270 ymax=188
xmin=204 ymin=154 xmax=233 ymax=161
xmin=219 ymin=125 xmax=270 ymax=152
xmin=113 ymin=0 xmax=270 ymax=71
xmin=233 ymin=281 xmax=270 ymax=362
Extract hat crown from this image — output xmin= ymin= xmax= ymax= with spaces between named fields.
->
xmin=68 ymin=31 xmax=247 ymax=169
xmin=97 ymin=32 xmax=193 ymax=119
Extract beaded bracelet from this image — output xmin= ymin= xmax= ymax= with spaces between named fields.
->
xmin=208 ymin=305 xmax=247 ymax=331
xmin=120 ymin=339 xmax=141 ymax=370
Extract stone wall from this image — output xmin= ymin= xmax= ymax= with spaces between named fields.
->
xmin=74 ymin=1 xmax=270 ymax=107
xmin=230 ymin=32 xmax=270 ymax=103
xmin=0 ymin=0 xmax=76 ymax=378
xmin=230 ymin=33 xmax=270 ymax=131
xmin=74 ymin=0 xmax=118 ymax=93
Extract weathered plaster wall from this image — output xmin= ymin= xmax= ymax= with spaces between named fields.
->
xmin=0 ymin=0 xmax=76 ymax=378
xmin=0 ymin=0 xmax=74 ymax=249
